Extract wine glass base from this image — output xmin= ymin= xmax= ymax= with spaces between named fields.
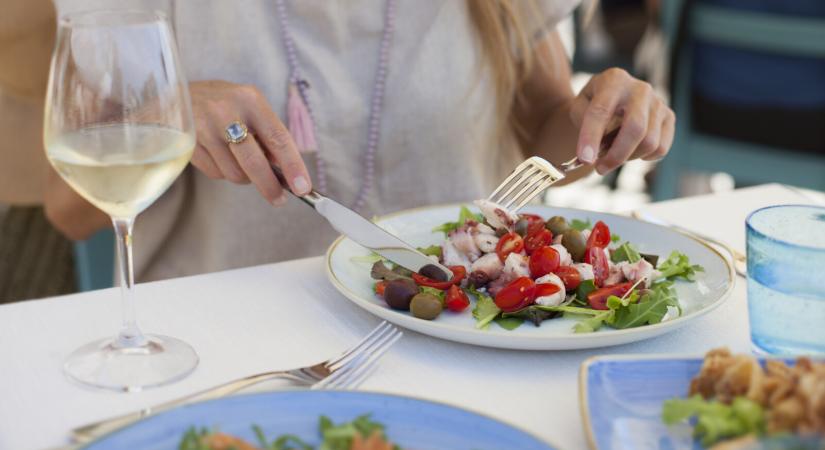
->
xmin=64 ymin=334 xmax=198 ymax=392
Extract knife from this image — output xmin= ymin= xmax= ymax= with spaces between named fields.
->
xmin=272 ymin=166 xmax=453 ymax=279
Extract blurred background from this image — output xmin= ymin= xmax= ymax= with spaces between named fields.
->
xmin=1 ymin=0 xmax=824 ymax=303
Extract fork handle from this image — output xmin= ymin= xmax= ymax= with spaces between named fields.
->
xmin=71 ymin=371 xmax=288 ymax=443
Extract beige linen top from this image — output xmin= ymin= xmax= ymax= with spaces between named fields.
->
xmin=56 ymin=0 xmax=578 ymax=282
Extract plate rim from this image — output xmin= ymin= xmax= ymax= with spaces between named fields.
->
xmin=325 ymin=203 xmax=736 ymax=347
xmin=80 ymin=388 xmax=559 ymax=449
xmin=577 ymin=353 xmax=823 ymax=450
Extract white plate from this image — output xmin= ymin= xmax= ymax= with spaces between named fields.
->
xmin=326 ymin=204 xmax=735 ymax=350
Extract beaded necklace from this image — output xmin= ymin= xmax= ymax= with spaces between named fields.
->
xmin=274 ymin=0 xmax=396 ymax=212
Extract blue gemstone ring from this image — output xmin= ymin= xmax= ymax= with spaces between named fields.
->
xmin=224 ymin=121 xmax=249 ymax=144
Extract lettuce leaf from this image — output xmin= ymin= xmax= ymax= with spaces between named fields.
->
xmin=468 ymin=287 xmax=500 ymax=330
xmin=611 ymin=242 xmax=642 ymax=263
xmin=657 ymin=250 xmax=704 ymax=281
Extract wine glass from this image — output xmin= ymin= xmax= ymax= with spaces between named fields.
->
xmin=44 ymin=10 xmax=198 ymax=391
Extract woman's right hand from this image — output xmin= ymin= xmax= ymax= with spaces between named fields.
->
xmin=188 ymin=80 xmax=312 ymax=205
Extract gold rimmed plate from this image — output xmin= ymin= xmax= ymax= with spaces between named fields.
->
xmin=326 ymin=204 xmax=735 ymax=350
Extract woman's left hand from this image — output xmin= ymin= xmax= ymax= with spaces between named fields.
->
xmin=569 ymin=68 xmax=675 ymax=174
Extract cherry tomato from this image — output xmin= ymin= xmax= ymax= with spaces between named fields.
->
xmin=412 ymin=266 xmax=466 ymax=290
xmin=533 ymin=282 xmax=561 ymax=299
xmin=529 ymin=246 xmax=560 ymax=279
xmin=494 ymin=276 xmax=536 ymax=312
xmin=520 ymin=213 xmax=546 ymax=236
xmin=524 ymin=229 xmax=553 ymax=254
xmin=585 ymin=247 xmax=609 ymax=286
xmin=586 ymin=220 xmax=611 ymax=250
xmin=495 ymin=232 xmax=524 ymax=262
xmin=554 ymin=266 xmax=582 ymax=290
xmin=445 ymin=285 xmax=470 ymax=312
xmin=587 ymin=282 xmax=634 ymax=310
xmin=374 ymin=281 xmax=387 ymax=296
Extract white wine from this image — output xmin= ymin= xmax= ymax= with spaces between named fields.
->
xmin=47 ymin=124 xmax=194 ymax=218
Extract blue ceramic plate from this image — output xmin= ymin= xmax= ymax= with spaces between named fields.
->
xmin=82 ymin=390 xmax=557 ymax=450
xmin=579 ymin=355 xmax=811 ymax=450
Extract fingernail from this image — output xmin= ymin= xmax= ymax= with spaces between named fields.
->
xmin=293 ymin=176 xmax=310 ymax=195
xmin=272 ymin=194 xmax=287 ymax=207
xmin=580 ymin=145 xmax=596 ymax=163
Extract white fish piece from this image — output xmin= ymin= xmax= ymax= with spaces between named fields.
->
xmin=573 ymin=263 xmax=595 ymax=281
xmin=604 ymin=262 xmax=626 ymax=286
xmin=450 ymin=229 xmax=480 ymax=261
xmin=470 ymin=253 xmax=504 ymax=280
xmin=473 ymin=232 xmax=499 ymax=254
xmin=474 ymin=199 xmax=518 ymax=230
xmin=534 ymin=273 xmax=566 ymax=306
xmin=551 ymin=244 xmax=572 ymax=266
xmin=620 ymin=259 xmax=658 ymax=287
xmin=503 ymin=252 xmax=530 ymax=279
xmin=442 ymin=241 xmax=471 ymax=272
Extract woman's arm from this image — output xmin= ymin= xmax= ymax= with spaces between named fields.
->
xmin=514 ymin=30 xmax=674 ymax=183
xmin=44 ymin=169 xmax=110 ymax=240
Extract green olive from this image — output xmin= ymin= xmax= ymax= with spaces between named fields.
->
xmin=561 ymin=228 xmax=587 ymax=262
xmin=514 ymin=218 xmax=529 ymax=237
xmin=410 ymin=293 xmax=443 ymax=320
xmin=545 ymin=216 xmax=569 ymax=236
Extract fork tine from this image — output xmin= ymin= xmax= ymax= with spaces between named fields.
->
xmin=487 ymin=160 xmax=534 ymax=202
xmin=326 ymin=321 xmax=396 ymax=371
xmin=312 ymin=327 xmax=402 ymax=390
xmin=331 ymin=330 xmax=402 ymax=391
xmin=493 ymin=166 xmax=541 ymax=206
xmin=499 ymin=170 xmax=546 ymax=209
xmin=511 ymin=179 xmax=554 ymax=211
xmin=503 ymin=175 xmax=550 ymax=210
xmin=324 ymin=321 xmax=391 ymax=369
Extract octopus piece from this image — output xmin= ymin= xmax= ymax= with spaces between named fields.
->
xmin=474 ymin=199 xmax=518 ymax=230
xmin=551 ymin=244 xmax=572 ymax=267
xmin=441 ymin=240 xmax=471 ymax=272
xmin=449 ymin=229 xmax=481 ymax=261
xmin=502 ymin=252 xmax=530 ymax=279
xmin=470 ymin=253 xmax=504 ymax=280
xmin=620 ymin=258 xmax=660 ymax=288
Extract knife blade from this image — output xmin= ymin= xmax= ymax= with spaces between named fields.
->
xmin=272 ymin=166 xmax=452 ymax=279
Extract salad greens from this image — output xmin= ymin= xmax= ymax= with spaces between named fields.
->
xmin=658 ymin=250 xmax=704 ymax=281
xmin=180 ymin=415 xmax=398 ymax=450
xmin=417 ymin=245 xmax=442 ymax=258
xmin=469 ymin=287 xmax=523 ymax=330
xmin=432 ymin=206 xmax=483 ymax=236
xmin=569 ymin=218 xmax=620 ymax=242
xmin=662 ymin=395 xmax=765 ymax=447
xmin=611 ymin=242 xmax=642 ymax=263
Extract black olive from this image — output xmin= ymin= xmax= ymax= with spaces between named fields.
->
xmin=467 ymin=270 xmax=490 ymax=289
xmin=383 ymin=279 xmax=419 ymax=310
xmin=419 ymin=264 xmax=448 ymax=282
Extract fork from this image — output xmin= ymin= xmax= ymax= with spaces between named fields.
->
xmin=71 ymin=321 xmax=402 ymax=444
xmin=488 ymin=156 xmax=566 ymax=212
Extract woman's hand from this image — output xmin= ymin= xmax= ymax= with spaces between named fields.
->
xmin=570 ymin=68 xmax=675 ymax=174
xmin=189 ymin=80 xmax=312 ymax=205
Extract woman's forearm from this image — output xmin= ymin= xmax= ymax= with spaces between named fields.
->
xmin=43 ymin=168 xmax=110 ymax=241
xmin=0 ymin=0 xmax=56 ymax=98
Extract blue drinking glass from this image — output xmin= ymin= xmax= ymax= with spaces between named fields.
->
xmin=746 ymin=205 xmax=825 ymax=355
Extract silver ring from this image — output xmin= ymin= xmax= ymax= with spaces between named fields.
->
xmin=224 ymin=121 xmax=249 ymax=144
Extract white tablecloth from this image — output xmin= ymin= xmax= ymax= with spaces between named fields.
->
xmin=1 ymin=184 xmax=822 ymax=450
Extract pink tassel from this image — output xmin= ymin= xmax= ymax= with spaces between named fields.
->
xmin=287 ymin=84 xmax=318 ymax=153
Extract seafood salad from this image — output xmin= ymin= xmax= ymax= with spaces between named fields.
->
xmin=369 ymin=201 xmax=704 ymax=333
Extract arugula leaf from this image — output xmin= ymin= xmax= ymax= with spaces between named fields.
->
xmin=657 ymin=250 xmax=704 ymax=281
xmin=576 ymin=279 xmax=597 ymax=302
xmin=662 ymin=395 xmax=765 ymax=447
xmin=569 ymin=218 xmax=592 ymax=231
xmin=573 ymin=310 xmax=613 ymax=333
xmin=432 ymin=205 xmax=483 ymax=236
xmin=419 ymin=286 xmax=446 ymax=305
xmin=611 ymin=283 xmax=678 ymax=329
xmin=501 ymin=306 xmax=557 ymax=327
xmin=493 ymin=316 xmax=524 ymax=330
xmin=468 ymin=287 xmax=500 ymax=330
xmin=610 ymin=233 xmax=621 ymax=243
xmin=417 ymin=245 xmax=442 ymax=258
xmin=611 ymin=242 xmax=642 ymax=263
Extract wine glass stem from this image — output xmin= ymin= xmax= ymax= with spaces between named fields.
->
xmin=112 ymin=217 xmax=147 ymax=348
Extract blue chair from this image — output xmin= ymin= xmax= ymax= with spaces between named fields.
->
xmin=653 ymin=0 xmax=825 ymax=200
xmin=73 ymin=229 xmax=114 ymax=291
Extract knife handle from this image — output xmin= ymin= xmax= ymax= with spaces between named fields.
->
xmin=271 ymin=165 xmax=322 ymax=208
